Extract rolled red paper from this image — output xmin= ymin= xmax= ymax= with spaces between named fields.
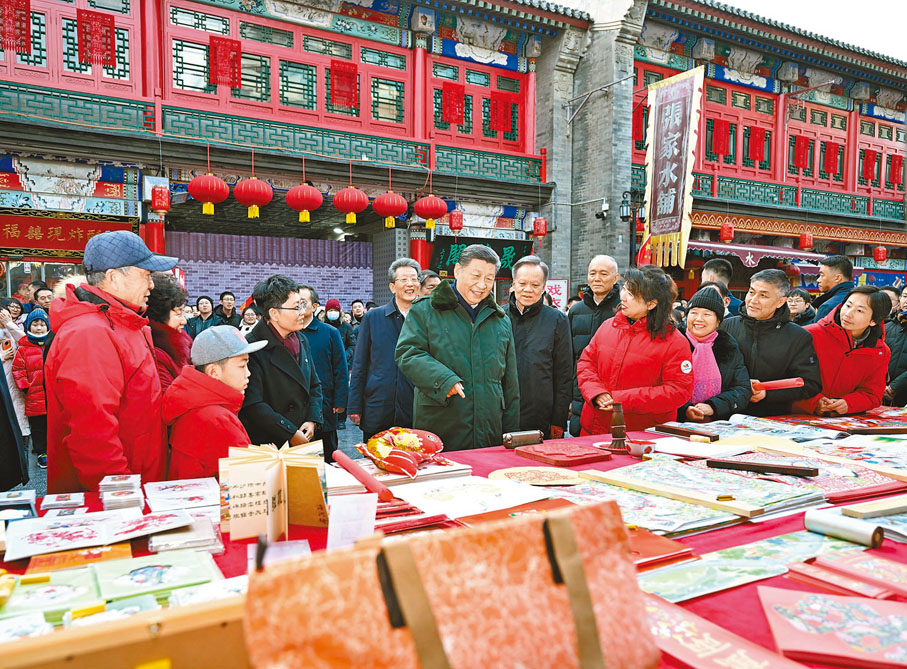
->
xmin=752 ymin=377 xmax=804 ymax=391
xmin=332 ymin=450 xmax=395 ymax=502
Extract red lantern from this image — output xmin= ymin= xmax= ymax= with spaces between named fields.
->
xmin=150 ymin=185 xmax=170 ymax=216
xmin=373 ymin=190 xmax=407 ymax=229
xmin=448 ymin=209 xmax=463 ymax=234
xmin=414 ymin=194 xmax=447 ymax=230
xmin=533 ymin=217 xmax=548 ymax=239
xmin=719 ymin=222 xmax=734 ymax=243
xmin=234 ymin=177 xmax=273 ymax=219
xmin=799 ymin=232 xmax=813 ymax=250
xmin=333 ymin=185 xmax=369 ymax=224
xmin=286 ymin=184 xmax=322 ymax=223
xmin=875 ymin=246 xmax=887 ymax=263
xmin=187 ymin=173 xmax=229 ymax=215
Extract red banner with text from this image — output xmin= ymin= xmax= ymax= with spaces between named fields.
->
xmin=0 ymin=214 xmax=135 ymax=257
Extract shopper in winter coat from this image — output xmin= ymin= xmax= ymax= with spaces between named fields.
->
xmin=213 ymin=291 xmax=242 ymax=329
xmin=147 ymin=273 xmax=192 ymax=393
xmin=348 ymin=259 xmax=419 ymax=440
xmin=0 ymin=369 xmax=27 ymax=491
xmin=884 ymin=286 xmax=907 ymax=406
xmin=185 ymin=296 xmax=222 ymax=339
xmin=238 ymin=306 xmax=260 ymax=336
xmin=507 ymin=256 xmax=572 ymax=438
xmin=677 ymin=288 xmax=750 ymax=422
xmin=577 ymin=266 xmax=693 ymax=434
xmin=568 ymin=255 xmax=622 ymax=436
xmin=787 ymin=288 xmax=817 ymax=327
xmin=12 ymin=309 xmax=52 ymax=467
xmin=45 ymin=230 xmax=177 ymax=493
xmin=0 ymin=303 xmax=28 ymax=439
xmin=396 ymin=245 xmax=520 ymax=451
xmin=323 ymin=298 xmax=356 ymax=366
xmin=164 ymin=326 xmax=264 ymax=479
xmin=720 ymin=269 xmax=822 ymax=417
xmin=811 ymin=255 xmax=855 ymax=324
xmin=794 ymin=287 xmax=891 ymax=415
xmin=2 ymin=297 xmax=25 ymax=327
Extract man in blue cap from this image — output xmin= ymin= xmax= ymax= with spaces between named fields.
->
xmin=44 ymin=230 xmax=178 ymax=493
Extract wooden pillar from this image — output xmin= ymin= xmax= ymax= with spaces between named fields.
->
xmin=409 ymin=239 xmax=433 ymax=270
xmin=845 ymin=107 xmax=859 ymax=193
xmin=146 ymin=220 xmax=165 ymax=253
xmin=413 ymin=37 xmax=428 ymax=142
xmin=773 ymin=93 xmax=787 ymax=183
xmin=526 ymin=62 xmax=537 ymax=154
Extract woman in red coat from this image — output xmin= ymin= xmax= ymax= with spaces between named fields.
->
xmin=793 ymin=286 xmax=890 ymax=416
xmin=577 ymin=266 xmax=694 ymax=434
xmin=147 ymin=273 xmax=192 ymax=393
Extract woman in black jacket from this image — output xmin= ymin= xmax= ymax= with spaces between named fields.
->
xmin=677 ymin=287 xmax=751 ymax=421
xmin=884 ymin=285 xmax=907 ymax=406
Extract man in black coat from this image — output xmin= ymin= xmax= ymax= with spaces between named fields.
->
xmin=884 ymin=287 xmax=907 ymax=405
xmin=567 ymin=255 xmax=621 ymax=436
xmin=348 ymin=259 xmax=419 ymax=440
xmin=507 ymin=256 xmax=572 ymax=438
xmin=240 ymin=275 xmax=323 ymax=447
xmin=213 ymin=291 xmax=242 ymax=328
xmin=810 ymin=255 xmax=854 ymax=324
xmin=720 ymin=269 xmax=821 ymax=417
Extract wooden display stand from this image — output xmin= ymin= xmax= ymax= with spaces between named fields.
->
xmin=1 ymin=596 xmax=248 ymax=669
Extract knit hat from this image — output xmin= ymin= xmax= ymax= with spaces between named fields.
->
xmin=687 ymin=288 xmax=726 ymax=322
xmin=325 ymin=299 xmax=341 ymax=311
xmin=25 ymin=308 xmax=50 ymax=344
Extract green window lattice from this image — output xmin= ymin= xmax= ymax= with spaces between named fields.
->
xmin=465 ymin=69 xmax=489 ymax=87
xmin=644 ymin=70 xmax=664 ymax=87
xmin=432 ymin=63 xmax=458 ymax=81
xmin=741 ymin=127 xmax=771 ymax=171
xmin=898 ymin=129 xmax=906 ymax=143
xmin=810 ymin=109 xmax=827 ymax=127
xmin=62 ymin=18 xmax=90 ymax=73
xmin=885 ymin=154 xmax=905 ymax=192
xmin=303 ymin=36 xmax=351 ymax=59
xmin=788 ymin=136 xmax=815 ymax=177
xmin=279 ymin=60 xmax=316 ymax=109
xmin=16 ymin=13 xmax=46 ymax=67
xmin=433 ymin=88 xmax=472 ymax=133
xmin=231 ymin=54 xmax=270 ymax=102
xmin=705 ymin=118 xmax=737 ymax=165
xmin=831 ymin=114 xmax=847 ymax=131
xmin=634 ymin=105 xmax=648 ymax=151
xmin=706 ymin=85 xmax=726 ymax=105
xmin=789 ymin=105 xmax=806 ymax=122
xmin=371 ymin=78 xmax=404 ymax=123
xmin=879 ymin=125 xmax=893 ymax=141
xmin=87 ymin=0 xmax=129 ymax=15
xmin=497 ymin=75 xmax=520 ymax=93
xmin=858 ymin=149 xmax=881 ymax=187
xmin=818 ymin=142 xmax=844 ymax=182
xmin=731 ymin=91 xmax=750 ymax=110
xmin=754 ymin=96 xmax=774 ymax=115
xmin=102 ymin=28 xmax=129 ymax=80
xmin=240 ymin=22 xmax=293 ymax=48
xmin=860 ymin=120 xmax=875 ymax=137
xmin=172 ymin=40 xmax=216 ymax=93
xmin=325 ymin=69 xmax=360 ymax=116
xmin=169 ymin=7 xmax=229 ymax=34
xmin=360 ymin=47 xmax=405 ymax=70
xmin=481 ymin=97 xmax=518 ymax=141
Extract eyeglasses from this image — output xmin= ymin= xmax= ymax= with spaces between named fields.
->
xmin=394 ymin=277 xmax=420 ymax=285
xmin=274 ymin=300 xmax=308 ymax=312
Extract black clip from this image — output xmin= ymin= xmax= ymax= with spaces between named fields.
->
xmin=542 ymin=518 xmax=564 ymax=585
xmin=375 ymin=549 xmax=405 ymax=628
xmin=255 ymin=534 xmax=268 ymax=572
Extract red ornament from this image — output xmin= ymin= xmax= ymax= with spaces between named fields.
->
xmin=209 ymin=36 xmax=241 ymax=88
xmin=448 ymin=209 xmax=463 ymax=234
xmin=150 ymin=185 xmax=170 ymax=216
xmin=413 ymin=194 xmax=447 ymax=230
xmin=794 ymin=135 xmax=810 ymax=170
xmin=719 ymin=222 xmax=734 ymax=243
xmin=748 ymin=126 xmax=766 ymax=162
xmin=713 ymin=119 xmax=730 ymax=158
xmin=333 ymin=185 xmax=369 ymax=225
xmin=234 ymin=177 xmax=273 ymax=219
xmin=863 ymin=149 xmax=878 ymax=182
xmin=533 ymin=217 xmax=548 ymax=239
xmin=76 ymin=9 xmax=115 ymax=67
xmin=286 ymin=184 xmax=322 ymax=223
xmin=1 ymin=0 xmax=32 ymax=55
xmin=874 ymin=246 xmax=887 ymax=263
xmin=799 ymin=232 xmax=813 ymax=250
xmin=373 ymin=190 xmax=407 ymax=229
xmin=892 ymin=154 xmax=904 ymax=186
xmin=187 ymin=173 xmax=229 ymax=215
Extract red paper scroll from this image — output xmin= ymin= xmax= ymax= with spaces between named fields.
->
xmin=441 ymin=81 xmax=465 ymax=124
xmin=0 ymin=0 xmax=31 ymax=55
xmin=862 ymin=149 xmax=878 ymax=181
xmin=330 ymin=60 xmax=358 ymax=108
xmin=712 ymin=118 xmax=730 ymax=157
xmin=892 ymin=154 xmax=904 ymax=186
xmin=632 ymin=103 xmax=646 ymax=143
xmin=748 ymin=126 xmax=766 ymax=162
xmin=793 ymin=135 xmax=810 ymax=170
xmin=208 ymin=36 xmax=241 ymax=88
xmin=824 ymin=141 xmax=840 ymax=175
xmin=76 ymin=9 xmax=115 ymax=67
xmin=490 ymin=91 xmax=514 ymax=133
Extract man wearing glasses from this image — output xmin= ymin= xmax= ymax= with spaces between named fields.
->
xmin=240 ymin=275 xmax=323 ymax=451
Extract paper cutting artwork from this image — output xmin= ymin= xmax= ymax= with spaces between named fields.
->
xmin=391 ymin=476 xmax=549 ymax=519
xmin=711 ymin=531 xmax=864 ymax=565
xmin=94 ymin=550 xmax=221 ymax=601
xmin=488 ymin=467 xmax=583 ymax=486
xmin=637 ymin=557 xmax=786 ymax=603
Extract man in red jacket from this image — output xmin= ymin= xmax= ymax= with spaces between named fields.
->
xmin=164 ymin=326 xmax=265 ymax=479
xmin=45 ymin=231 xmax=178 ymax=493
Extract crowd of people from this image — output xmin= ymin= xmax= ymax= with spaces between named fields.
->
xmin=1 ymin=229 xmax=905 ymax=496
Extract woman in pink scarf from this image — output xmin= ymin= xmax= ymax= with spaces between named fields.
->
xmin=679 ymin=287 xmax=751 ymax=421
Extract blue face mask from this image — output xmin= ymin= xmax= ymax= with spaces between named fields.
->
xmin=326 ymin=310 xmax=340 ymax=321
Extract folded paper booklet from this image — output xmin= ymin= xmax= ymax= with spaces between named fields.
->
xmin=25 ymin=542 xmax=133 ymax=574
xmin=759 ymin=585 xmax=907 ymax=667
xmin=813 ymin=551 xmax=907 ymax=598
xmin=40 ymin=493 xmax=86 ymax=510
xmin=219 ymin=443 xmax=328 ymax=541
xmin=93 ymin=549 xmax=223 ymax=603
xmin=786 ymin=562 xmax=895 ymax=599
xmin=144 ymin=477 xmax=221 ymax=512
xmin=0 ymin=568 xmax=101 ymax=625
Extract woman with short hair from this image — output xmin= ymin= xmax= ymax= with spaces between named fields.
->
xmin=576 ymin=266 xmax=693 ymax=433
xmin=146 ymin=273 xmax=192 ymax=392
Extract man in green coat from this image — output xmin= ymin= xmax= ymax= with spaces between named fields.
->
xmin=396 ymin=245 xmax=520 ymax=451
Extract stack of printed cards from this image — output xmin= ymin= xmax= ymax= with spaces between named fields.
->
xmin=98 ymin=475 xmax=141 ymax=493
xmin=40 ymin=493 xmax=85 ymax=511
xmin=148 ymin=516 xmax=223 ymax=554
xmin=102 ymin=489 xmax=144 ymax=511
xmin=144 ymin=478 xmax=220 ymax=513
xmin=0 ymin=490 xmax=37 ymax=522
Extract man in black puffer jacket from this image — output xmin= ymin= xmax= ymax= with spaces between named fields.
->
xmin=720 ymin=269 xmax=821 ymax=417
xmin=884 ymin=305 xmax=907 ymax=406
xmin=567 ymin=255 xmax=621 ymax=436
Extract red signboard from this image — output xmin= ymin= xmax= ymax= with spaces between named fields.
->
xmin=0 ymin=214 xmax=136 ymax=256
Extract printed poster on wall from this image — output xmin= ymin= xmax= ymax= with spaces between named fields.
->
xmin=644 ymin=66 xmax=704 ymax=268
xmin=545 ymin=279 xmax=569 ymax=310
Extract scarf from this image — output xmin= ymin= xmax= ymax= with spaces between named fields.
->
xmin=686 ymin=330 xmax=722 ymax=404
xmin=896 ymin=310 xmax=907 ymax=326
xmin=267 ymin=320 xmax=300 ymax=362
xmin=149 ymin=320 xmax=192 ymax=368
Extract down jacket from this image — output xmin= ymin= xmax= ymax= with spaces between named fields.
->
xmin=676 ymin=329 xmax=751 ymax=421
xmin=11 ymin=337 xmax=47 ymax=417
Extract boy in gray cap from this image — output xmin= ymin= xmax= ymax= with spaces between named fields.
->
xmin=163 ymin=326 xmax=266 ymax=479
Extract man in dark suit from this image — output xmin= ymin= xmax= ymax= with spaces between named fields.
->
xmin=240 ymin=275 xmax=323 ymax=450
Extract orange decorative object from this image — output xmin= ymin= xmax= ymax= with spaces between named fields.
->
xmin=719 ymin=222 xmax=734 ymax=243
xmin=372 ymin=190 xmax=408 ymax=229
xmin=333 ymin=185 xmax=369 ymax=225
xmin=874 ymin=246 xmax=887 ymax=263
xmin=285 ymin=184 xmax=322 ymax=223
xmin=414 ymin=194 xmax=447 ymax=230
xmin=150 ymin=185 xmax=170 ymax=216
xmin=799 ymin=232 xmax=813 ymax=250
xmin=187 ymin=173 xmax=229 ymax=215
xmin=355 ymin=427 xmax=445 ymax=478
xmin=233 ymin=177 xmax=273 ymax=219
xmin=533 ymin=217 xmax=548 ymax=239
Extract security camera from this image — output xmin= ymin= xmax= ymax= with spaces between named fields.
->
xmin=594 ymin=210 xmax=606 ymax=220
xmin=594 ymin=198 xmax=608 ymax=220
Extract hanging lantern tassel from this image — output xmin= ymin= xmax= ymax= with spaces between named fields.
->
xmin=187 ymin=173 xmax=229 ymax=215
xmin=333 ymin=185 xmax=369 ymax=225
xmin=372 ymin=191 xmax=408 ymax=229
xmin=286 ymin=184 xmax=323 ymax=223
xmin=234 ymin=177 xmax=273 ymax=219
xmin=414 ymin=194 xmax=448 ymax=230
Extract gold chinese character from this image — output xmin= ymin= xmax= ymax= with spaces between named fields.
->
xmin=3 ymin=223 xmax=20 ymax=238
xmin=25 ymin=226 xmax=43 ymax=240
xmin=86 ymin=229 xmax=101 ymax=239
xmin=69 ymin=228 xmax=84 ymax=241
xmin=47 ymin=226 xmax=63 ymax=241
xmin=676 ymin=631 xmax=731 ymax=658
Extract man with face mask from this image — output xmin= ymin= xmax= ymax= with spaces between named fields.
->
xmin=323 ymin=298 xmax=356 ymax=367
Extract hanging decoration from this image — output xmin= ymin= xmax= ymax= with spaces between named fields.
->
xmin=874 ymin=246 xmax=887 ymax=263
xmin=413 ymin=170 xmax=446 ymax=230
xmin=719 ymin=222 xmax=734 ymax=243
xmin=748 ymin=126 xmax=766 ymax=163
xmin=76 ymin=9 xmax=115 ymax=67
xmin=285 ymin=157 xmax=322 ymax=223
xmin=333 ymin=160 xmax=368 ymax=224
xmin=863 ymin=149 xmax=878 ymax=182
xmin=187 ymin=145 xmax=229 ymax=215
xmin=632 ymin=103 xmax=645 ymax=143
xmin=150 ymin=185 xmax=170 ymax=216
xmin=233 ymin=151 xmax=273 ymax=219
xmin=799 ymin=232 xmax=813 ymax=250
xmin=371 ymin=167 xmax=408 ymax=229
xmin=892 ymin=154 xmax=904 ymax=187
xmin=0 ymin=0 xmax=31 ymax=55
xmin=793 ymin=135 xmax=810 ymax=170
xmin=441 ymin=81 xmax=465 ymax=124
xmin=712 ymin=119 xmax=730 ymax=158
xmin=489 ymin=91 xmax=514 ymax=133
xmin=448 ymin=209 xmax=463 ymax=239
xmin=823 ymin=141 xmax=840 ymax=175
xmin=330 ymin=59 xmax=358 ymax=109
xmin=208 ymin=36 xmax=241 ymax=88
xmin=533 ymin=217 xmax=548 ymax=239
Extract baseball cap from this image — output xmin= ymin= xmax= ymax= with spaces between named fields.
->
xmin=83 ymin=230 xmax=178 ymax=273
xmin=191 ymin=325 xmax=267 ymax=366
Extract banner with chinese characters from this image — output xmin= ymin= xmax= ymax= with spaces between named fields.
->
xmin=644 ymin=66 xmax=704 ymax=267
xmin=0 ymin=211 xmax=138 ymax=259
xmin=545 ymin=279 xmax=569 ymax=310
xmin=430 ymin=235 xmax=534 ymax=280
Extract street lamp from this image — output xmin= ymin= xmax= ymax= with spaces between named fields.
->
xmin=620 ymin=188 xmax=646 ymax=266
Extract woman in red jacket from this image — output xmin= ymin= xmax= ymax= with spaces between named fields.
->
xmin=577 ymin=266 xmax=693 ymax=434
xmin=147 ymin=273 xmax=192 ymax=393
xmin=793 ymin=286 xmax=890 ymax=416
xmin=11 ymin=309 xmax=52 ymax=468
